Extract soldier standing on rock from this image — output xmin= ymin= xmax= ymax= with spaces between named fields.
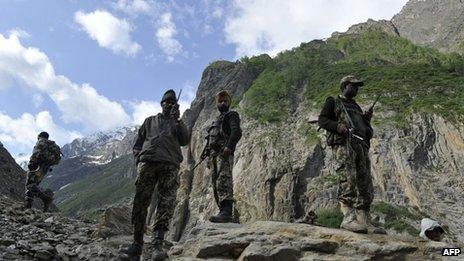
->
xmin=121 ymin=90 xmax=189 ymax=261
xmin=207 ymin=90 xmax=242 ymax=223
xmin=25 ymin=131 xmax=61 ymax=212
xmin=318 ymin=75 xmax=377 ymax=234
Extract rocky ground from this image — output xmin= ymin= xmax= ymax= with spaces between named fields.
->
xmin=170 ymin=222 xmax=461 ymax=260
xmin=0 ymin=196 xmax=123 ymax=260
xmin=1 ymin=195 xmax=462 ymax=260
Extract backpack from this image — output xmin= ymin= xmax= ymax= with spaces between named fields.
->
xmin=42 ymin=140 xmax=62 ymax=165
xmin=325 ymin=96 xmax=345 ymax=147
xmin=207 ymin=112 xmax=230 ymax=152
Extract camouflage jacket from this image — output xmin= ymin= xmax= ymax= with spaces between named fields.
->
xmin=318 ymin=96 xmax=373 ymax=147
xmin=133 ymin=113 xmax=190 ymax=166
xmin=28 ymin=138 xmax=61 ymax=170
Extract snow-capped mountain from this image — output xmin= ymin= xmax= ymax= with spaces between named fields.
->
xmin=14 ymin=153 xmax=30 ymax=171
xmin=41 ymin=126 xmax=139 ymax=192
xmin=61 ymin=126 xmax=138 ymax=165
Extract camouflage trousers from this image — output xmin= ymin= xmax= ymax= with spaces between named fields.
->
xmin=25 ymin=165 xmax=52 ymax=202
xmin=131 ymin=161 xmax=179 ymax=244
xmin=209 ymin=154 xmax=234 ymax=207
xmin=333 ymin=141 xmax=373 ymax=210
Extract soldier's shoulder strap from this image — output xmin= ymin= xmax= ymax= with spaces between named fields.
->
xmin=333 ymin=96 xmax=343 ymax=119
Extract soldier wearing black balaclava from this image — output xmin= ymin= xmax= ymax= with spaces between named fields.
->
xmin=207 ymin=90 xmax=242 ymax=223
xmin=121 ymin=89 xmax=189 ymax=261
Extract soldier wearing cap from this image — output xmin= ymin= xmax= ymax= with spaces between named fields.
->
xmin=121 ymin=89 xmax=189 ymax=261
xmin=318 ymin=75 xmax=375 ymax=234
xmin=207 ymin=90 xmax=242 ymax=223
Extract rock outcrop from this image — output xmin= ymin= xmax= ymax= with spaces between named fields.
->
xmin=0 ymin=142 xmax=26 ymax=200
xmin=392 ymin=0 xmax=464 ymax=53
xmin=169 ymin=57 xmax=464 ymax=243
xmin=170 ymin=221 xmax=460 ymax=260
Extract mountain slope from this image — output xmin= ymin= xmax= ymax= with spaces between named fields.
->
xmin=55 ymin=154 xmax=136 ymax=219
xmin=0 ymin=142 xmax=26 ymax=200
xmin=170 ymin=28 xmax=464 ymax=243
xmin=392 ymin=0 xmax=464 ymax=53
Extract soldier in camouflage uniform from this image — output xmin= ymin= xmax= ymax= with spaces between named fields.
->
xmin=121 ymin=90 xmax=189 ymax=261
xmin=25 ymin=131 xmax=61 ymax=212
xmin=207 ymin=90 xmax=242 ymax=223
xmin=318 ymin=76 xmax=375 ymax=234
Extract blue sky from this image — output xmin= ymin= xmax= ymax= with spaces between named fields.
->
xmin=0 ymin=0 xmax=408 ymax=159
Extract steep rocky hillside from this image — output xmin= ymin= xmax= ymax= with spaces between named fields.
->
xmin=392 ymin=0 xmax=464 ymax=53
xmin=0 ymin=142 xmax=26 ymax=200
xmin=170 ymin=28 xmax=464 ymax=244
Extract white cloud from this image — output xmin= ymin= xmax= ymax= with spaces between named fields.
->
xmin=8 ymin=28 xmax=30 ymax=39
xmin=0 ymin=32 xmax=131 ymax=131
xmin=156 ymin=12 xmax=182 ymax=62
xmin=224 ymin=0 xmax=408 ymax=57
xmin=32 ymin=93 xmax=44 ymax=108
xmin=114 ymin=0 xmax=153 ymax=16
xmin=75 ymin=9 xmax=141 ymax=56
xmin=0 ymin=111 xmax=81 ymax=156
xmin=131 ymin=100 xmax=161 ymax=125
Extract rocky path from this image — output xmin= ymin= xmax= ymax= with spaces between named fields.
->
xmin=1 ymin=195 xmax=461 ymax=260
xmin=0 ymin=196 xmax=123 ymax=260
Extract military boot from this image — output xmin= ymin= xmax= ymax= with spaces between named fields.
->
xmin=209 ymin=200 xmax=233 ymax=223
xmin=340 ymin=202 xmax=367 ymax=233
xmin=357 ymin=209 xmax=386 ymax=235
xmin=118 ymin=242 xmax=143 ymax=261
xmin=151 ymin=230 xmax=168 ymax=261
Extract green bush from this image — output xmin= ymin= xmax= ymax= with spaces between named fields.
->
xmin=242 ymin=30 xmax=464 ymax=124
xmin=316 ymin=208 xmax=343 ymax=228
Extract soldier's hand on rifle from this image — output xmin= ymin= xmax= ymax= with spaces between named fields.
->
xmin=133 ymin=149 xmax=141 ymax=158
xmin=364 ymin=108 xmax=373 ymax=121
xmin=223 ymin=147 xmax=233 ymax=156
xmin=337 ymin=123 xmax=349 ymax=136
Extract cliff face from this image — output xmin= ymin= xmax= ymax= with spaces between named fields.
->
xmin=0 ymin=142 xmax=26 ymax=200
xmin=170 ymin=33 xmax=464 ymax=242
xmin=392 ymin=0 xmax=464 ymax=53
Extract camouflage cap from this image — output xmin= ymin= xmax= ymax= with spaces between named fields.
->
xmin=215 ymin=90 xmax=231 ymax=103
xmin=161 ymin=89 xmax=177 ymax=103
xmin=340 ymin=75 xmax=364 ymax=88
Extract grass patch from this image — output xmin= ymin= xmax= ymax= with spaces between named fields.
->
xmin=371 ymin=202 xmax=422 ymax=237
xmin=316 ymin=208 xmax=343 ymax=228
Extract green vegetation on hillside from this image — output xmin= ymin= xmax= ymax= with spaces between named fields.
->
xmin=316 ymin=208 xmax=343 ymax=228
xmin=241 ymin=30 xmax=464 ymax=124
xmin=371 ymin=202 xmax=422 ymax=236
xmin=56 ymin=155 xmax=135 ymax=220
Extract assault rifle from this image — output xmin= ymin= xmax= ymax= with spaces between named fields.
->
xmin=170 ymin=89 xmax=182 ymax=118
xmin=192 ymin=134 xmax=211 ymax=171
xmin=367 ymin=94 xmax=381 ymax=114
